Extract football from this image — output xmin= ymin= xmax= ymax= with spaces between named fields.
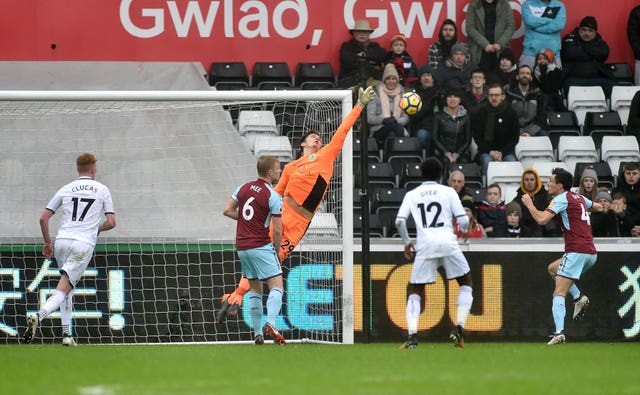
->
xmin=399 ymin=91 xmax=422 ymax=115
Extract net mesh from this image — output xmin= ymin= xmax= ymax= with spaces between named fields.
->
xmin=0 ymin=93 xmax=351 ymax=344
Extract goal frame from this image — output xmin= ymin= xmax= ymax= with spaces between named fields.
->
xmin=0 ymin=89 xmax=355 ymax=344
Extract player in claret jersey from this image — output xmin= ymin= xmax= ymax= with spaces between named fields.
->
xmin=216 ymin=86 xmax=377 ymax=323
xmin=521 ymin=167 xmax=604 ymax=345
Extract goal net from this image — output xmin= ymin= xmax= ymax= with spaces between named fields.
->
xmin=0 ymin=90 xmax=355 ymax=344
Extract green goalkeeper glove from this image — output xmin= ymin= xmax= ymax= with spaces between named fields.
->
xmin=356 ymin=86 xmax=376 ymax=108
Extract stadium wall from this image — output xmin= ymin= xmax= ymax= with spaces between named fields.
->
xmin=2 ymin=240 xmax=638 ymax=343
xmin=1 ymin=1 xmax=637 ymax=75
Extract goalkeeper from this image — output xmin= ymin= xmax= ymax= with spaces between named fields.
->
xmin=216 ymin=86 xmax=376 ymax=322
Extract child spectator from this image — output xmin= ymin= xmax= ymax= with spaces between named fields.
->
xmin=384 ymin=34 xmax=418 ymax=86
xmin=476 ymin=183 xmax=507 ymax=237
xmin=455 ymin=199 xmax=486 ymax=238
xmin=576 ymin=167 xmax=598 ymax=202
xmin=493 ymin=201 xmax=535 ymax=237
xmin=533 ymin=48 xmax=565 ymax=112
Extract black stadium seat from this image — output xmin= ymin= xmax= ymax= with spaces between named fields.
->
xmin=296 ymin=62 xmax=336 ymax=90
xmin=208 ymin=62 xmax=250 ymax=90
xmin=253 ymin=62 xmax=293 ymax=90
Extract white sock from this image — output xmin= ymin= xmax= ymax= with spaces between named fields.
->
xmin=456 ymin=285 xmax=474 ymax=328
xmin=39 ymin=289 xmax=66 ymax=321
xmin=60 ymin=290 xmax=74 ymax=335
xmin=406 ymin=293 xmax=421 ymax=335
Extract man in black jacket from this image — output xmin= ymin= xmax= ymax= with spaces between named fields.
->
xmin=560 ymin=16 xmax=616 ymax=98
xmin=338 ymin=20 xmax=386 ymax=88
xmin=504 ymin=65 xmax=548 ymax=137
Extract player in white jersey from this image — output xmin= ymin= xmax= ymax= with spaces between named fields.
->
xmin=395 ymin=157 xmax=473 ymax=349
xmin=23 ymin=153 xmax=116 ymax=346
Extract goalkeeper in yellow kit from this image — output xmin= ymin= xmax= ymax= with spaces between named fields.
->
xmin=217 ymin=86 xmax=376 ymax=322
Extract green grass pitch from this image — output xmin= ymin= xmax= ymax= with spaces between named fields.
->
xmin=2 ymin=342 xmax=638 ymax=395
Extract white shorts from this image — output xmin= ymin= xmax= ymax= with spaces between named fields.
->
xmin=54 ymin=238 xmax=94 ymax=287
xmin=410 ymin=249 xmax=470 ymax=284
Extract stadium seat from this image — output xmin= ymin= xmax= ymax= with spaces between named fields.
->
xmin=502 ymin=184 xmax=519 ymax=203
xmin=253 ymin=62 xmax=293 ymax=90
xmin=557 ymin=136 xmax=598 ymax=177
xmin=582 ymin=111 xmax=623 ymax=149
xmin=610 ymin=86 xmax=640 ymax=127
xmin=467 ymin=187 xmax=486 ymax=204
xmin=371 ymin=187 xmax=407 ymax=216
xmin=295 ymin=62 xmax=336 ymax=90
xmin=572 ymin=162 xmax=615 ymax=190
xmin=238 ymin=110 xmax=279 ymax=149
xmin=355 ymin=162 xmax=397 ymax=188
xmin=532 ymin=162 xmax=570 ymax=184
xmin=384 ymin=137 xmax=424 ymax=175
xmin=208 ymin=62 xmax=250 ymax=90
xmin=354 ymin=213 xmax=385 ymax=238
xmin=567 ymin=86 xmax=608 ymax=127
xmin=389 ymin=213 xmax=416 ymax=238
xmin=400 ymin=162 xmax=423 ymax=190
xmin=605 ymin=63 xmax=634 ymax=86
xmin=600 ymin=136 xmax=640 ymax=175
xmin=448 ymin=162 xmax=483 ymax=189
xmin=515 ymin=136 xmax=555 ymax=169
xmin=486 ymin=162 xmax=524 ymax=186
xmin=353 ymin=137 xmax=382 ymax=163
xmin=253 ymin=135 xmax=293 ymax=162
xmin=305 ymin=213 xmax=339 ymax=238
xmin=545 ymin=111 xmax=582 ymax=151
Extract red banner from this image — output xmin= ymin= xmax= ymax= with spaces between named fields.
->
xmin=0 ymin=1 xmax=637 ymax=75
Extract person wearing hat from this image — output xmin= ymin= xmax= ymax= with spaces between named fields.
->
xmin=489 ymin=47 xmax=517 ymax=86
xmin=577 ymin=167 xmax=599 ymax=202
xmin=434 ymin=42 xmax=479 ymax=91
xmin=428 ymin=19 xmax=466 ymax=70
xmin=590 ymin=190 xmax=633 ymax=237
xmin=366 ymin=63 xmax=410 ymax=150
xmin=338 ymin=20 xmax=386 ymax=88
xmin=466 ymin=0 xmax=515 ymax=76
xmin=492 ymin=201 xmax=535 ymax=237
xmin=560 ymin=16 xmax=616 ymax=98
xmin=384 ymin=34 xmax=418 ymax=86
xmin=408 ymin=64 xmax=441 ymax=153
xmin=520 ymin=0 xmax=566 ymax=68
xmin=533 ymin=48 xmax=565 ymax=112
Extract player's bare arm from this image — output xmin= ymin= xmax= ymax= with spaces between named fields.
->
xmin=271 ymin=215 xmax=283 ymax=260
xmin=98 ymin=213 xmax=117 ymax=234
xmin=39 ymin=209 xmax=55 ymax=258
xmin=222 ymin=197 xmax=239 ymax=220
xmin=589 ymin=202 xmax=605 ymax=213
xmin=521 ymin=194 xmax=555 ymax=225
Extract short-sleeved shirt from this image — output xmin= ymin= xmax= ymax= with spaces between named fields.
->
xmin=232 ymin=179 xmax=282 ymax=251
xmin=46 ymin=176 xmax=114 ymax=246
xmin=546 ymin=191 xmax=596 ymax=254
xmin=396 ymin=181 xmax=467 ymax=258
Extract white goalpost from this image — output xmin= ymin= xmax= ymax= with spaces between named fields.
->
xmin=0 ymin=90 xmax=355 ymax=345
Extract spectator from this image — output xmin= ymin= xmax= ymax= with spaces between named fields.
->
xmin=627 ymin=5 xmax=640 ymax=86
xmin=408 ymin=65 xmax=440 ymax=153
xmin=510 ymin=167 xmax=559 ymax=237
xmin=428 ymin=19 xmax=466 ymax=70
xmin=461 ymin=69 xmax=489 ymax=116
xmin=504 ymin=65 xmax=548 ymax=137
xmin=488 ymin=48 xmax=518 ymax=86
xmin=627 ymin=90 xmax=640 ymax=143
xmin=476 ymin=183 xmax=507 ymax=237
xmin=465 ymin=0 xmax=516 ymax=76
xmin=448 ymin=170 xmax=474 ymax=201
xmin=520 ymin=0 xmax=566 ymax=68
xmin=432 ymin=88 xmax=472 ymax=165
xmin=576 ymin=167 xmax=598 ymax=202
xmin=591 ymin=191 xmax=634 ymax=237
xmin=533 ymin=48 xmax=565 ymax=112
xmin=338 ymin=20 xmax=386 ymax=88
xmin=472 ymin=84 xmax=520 ymax=175
xmin=561 ymin=16 xmax=616 ymax=98
xmin=493 ymin=201 xmax=535 ymax=237
xmin=455 ymin=199 xmax=486 ymax=238
xmin=384 ymin=34 xmax=418 ymax=86
xmin=613 ymin=162 xmax=640 ymax=228
xmin=434 ymin=43 xmax=478 ymax=91
xmin=367 ymin=63 xmax=409 ymax=149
